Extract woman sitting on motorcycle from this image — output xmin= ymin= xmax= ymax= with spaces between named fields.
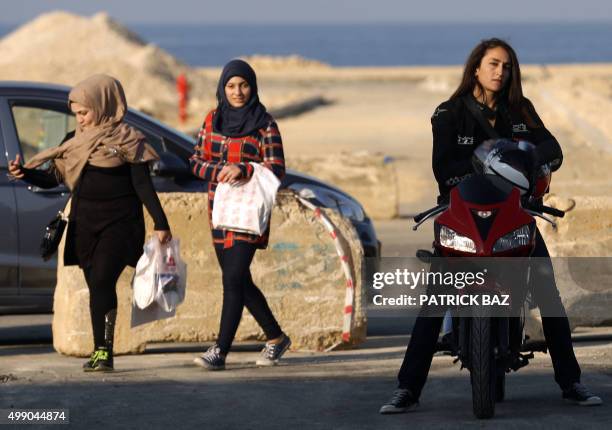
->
xmin=379 ymin=38 xmax=602 ymax=414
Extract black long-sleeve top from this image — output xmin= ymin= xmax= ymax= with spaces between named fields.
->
xmin=431 ymin=95 xmax=563 ymax=196
xmin=20 ymin=134 xmax=169 ymax=231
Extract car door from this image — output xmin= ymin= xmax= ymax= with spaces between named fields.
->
xmin=2 ymin=97 xmax=73 ymax=294
xmin=0 ymin=101 xmax=19 ymax=298
xmin=1 ymin=96 xmax=190 ymax=299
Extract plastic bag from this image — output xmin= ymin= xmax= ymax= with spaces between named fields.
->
xmin=132 ymin=237 xmax=186 ymax=312
xmin=132 ymin=239 xmax=157 ymax=309
xmin=154 ymin=238 xmax=187 ymax=312
xmin=212 ymin=163 xmax=281 ymax=235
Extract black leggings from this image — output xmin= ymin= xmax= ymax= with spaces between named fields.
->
xmin=215 ymin=242 xmax=282 ymax=355
xmin=82 ymin=238 xmax=126 ymax=349
xmin=397 ymin=228 xmax=581 ymax=397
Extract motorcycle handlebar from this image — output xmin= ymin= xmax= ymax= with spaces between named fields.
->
xmin=527 ymin=204 xmax=565 ymax=218
xmin=414 ymin=204 xmax=446 ymax=223
xmin=413 ymin=201 xmax=563 ymax=226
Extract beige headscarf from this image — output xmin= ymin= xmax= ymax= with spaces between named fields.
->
xmin=25 ymin=74 xmax=159 ymax=191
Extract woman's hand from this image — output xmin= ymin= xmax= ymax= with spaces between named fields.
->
xmin=7 ymin=154 xmax=24 ymax=180
xmin=217 ymin=164 xmax=244 ymax=185
xmin=156 ymin=230 xmax=172 ymax=245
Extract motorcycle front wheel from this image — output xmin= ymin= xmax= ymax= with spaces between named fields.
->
xmin=470 ymin=316 xmax=496 ymax=419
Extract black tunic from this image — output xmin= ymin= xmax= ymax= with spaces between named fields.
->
xmin=21 ymin=133 xmax=169 ymax=268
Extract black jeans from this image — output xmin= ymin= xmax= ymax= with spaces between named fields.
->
xmin=214 ymin=242 xmax=282 ymax=355
xmin=397 ymin=228 xmax=581 ymax=398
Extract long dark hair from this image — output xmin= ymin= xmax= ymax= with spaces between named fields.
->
xmin=451 ymin=38 xmax=524 ymax=111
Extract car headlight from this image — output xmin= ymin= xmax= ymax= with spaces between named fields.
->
xmin=492 ymin=225 xmax=532 ymax=253
xmin=290 ymin=184 xmax=365 ymax=222
xmin=335 ymin=197 xmax=365 ymax=222
xmin=439 ymin=225 xmax=477 ymax=253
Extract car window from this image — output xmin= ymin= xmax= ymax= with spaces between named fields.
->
xmin=122 ymin=124 xmax=165 ymax=177
xmin=130 ymin=109 xmax=196 ymax=146
xmin=11 ymin=105 xmax=76 ymax=163
xmin=11 ymin=104 xmax=165 ymax=167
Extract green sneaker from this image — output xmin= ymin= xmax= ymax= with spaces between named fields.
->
xmin=83 ymin=350 xmax=98 ymax=371
xmin=83 ymin=348 xmax=114 ymax=372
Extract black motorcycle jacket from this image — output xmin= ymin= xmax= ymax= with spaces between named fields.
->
xmin=431 ymin=95 xmax=563 ymax=196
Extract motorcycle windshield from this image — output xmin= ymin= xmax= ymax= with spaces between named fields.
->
xmin=457 ymin=174 xmax=514 ymax=205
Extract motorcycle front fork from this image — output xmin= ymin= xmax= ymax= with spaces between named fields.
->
xmin=452 ymin=313 xmax=522 ymax=371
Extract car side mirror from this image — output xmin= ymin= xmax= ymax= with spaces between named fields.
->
xmin=150 ymin=152 xmax=189 ymax=177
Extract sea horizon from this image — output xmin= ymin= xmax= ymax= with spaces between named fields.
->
xmin=1 ymin=21 xmax=611 ymax=67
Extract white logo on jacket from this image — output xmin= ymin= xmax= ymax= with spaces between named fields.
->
xmin=432 ymin=107 xmax=448 ymax=118
xmin=513 ymin=123 xmax=528 ymax=133
xmin=457 ymin=135 xmax=474 ymax=145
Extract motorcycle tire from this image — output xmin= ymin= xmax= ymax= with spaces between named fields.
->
xmin=496 ymin=367 xmax=506 ymax=402
xmin=470 ymin=316 xmax=496 ymax=419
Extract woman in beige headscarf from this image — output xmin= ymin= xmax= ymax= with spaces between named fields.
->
xmin=8 ymin=74 xmax=172 ymax=372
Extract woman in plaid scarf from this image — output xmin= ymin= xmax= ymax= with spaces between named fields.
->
xmin=190 ymin=59 xmax=291 ymax=370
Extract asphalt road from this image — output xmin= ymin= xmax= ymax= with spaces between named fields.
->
xmin=1 ymin=334 xmax=611 ymax=429
xmin=1 ymin=219 xmax=610 ymax=428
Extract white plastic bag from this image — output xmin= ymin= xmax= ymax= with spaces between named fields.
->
xmin=132 ymin=237 xmax=186 ymax=312
xmin=154 ymin=238 xmax=187 ymax=312
xmin=132 ymin=239 xmax=157 ymax=309
xmin=212 ymin=163 xmax=281 ymax=235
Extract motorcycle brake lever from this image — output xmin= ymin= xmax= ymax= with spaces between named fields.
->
xmin=525 ymin=210 xmax=557 ymax=230
xmin=412 ymin=205 xmax=448 ymax=231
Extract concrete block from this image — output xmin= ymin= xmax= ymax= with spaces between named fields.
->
xmin=52 ymin=191 xmax=366 ymax=356
xmin=537 ymin=195 xmax=612 ymax=327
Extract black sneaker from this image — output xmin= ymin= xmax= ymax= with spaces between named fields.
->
xmin=83 ymin=348 xmax=114 ymax=372
xmin=255 ymin=335 xmax=291 ymax=366
xmin=435 ymin=333 xmax=453 ymax=355
xmin=563 ymin=383 xmax=603 ymax=406
xmin=379 ymin=389 xmax=419 ymax=414
xmin=193 ymin=344 xmax=226 ymax=370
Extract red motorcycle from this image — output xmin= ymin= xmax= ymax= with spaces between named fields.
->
xmin=413 ymin=139 xmax=565 ymax=419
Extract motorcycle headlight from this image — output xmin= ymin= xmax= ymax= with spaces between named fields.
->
xmin=492 ymin=225 xmax=532 ymax=253
xmin=439 ymin=225 xmax=477 ymax=253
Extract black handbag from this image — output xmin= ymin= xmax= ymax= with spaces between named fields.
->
xmin=41 ymin=211 xmax=67 ymax=261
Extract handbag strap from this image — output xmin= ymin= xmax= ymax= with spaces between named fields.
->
xmin=462 ymin=95 xmax=501 ymax=139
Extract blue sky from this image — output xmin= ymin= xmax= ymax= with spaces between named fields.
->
xmin=1 ymin=0 xmax=611 ymax=24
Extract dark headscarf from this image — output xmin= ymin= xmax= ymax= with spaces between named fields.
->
xmin=213 ymin=59 xmax=269 ymax=137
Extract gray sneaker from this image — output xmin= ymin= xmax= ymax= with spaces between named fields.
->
xmin=193 ymin=344 xmax=226 ymax=371
xmin=256 ymin=335 xmax=292 ymax=366
xmin=380 ymin=389 xmax=419 ymax=414
xmin=563 ymin=383 xmax=603 ymax=406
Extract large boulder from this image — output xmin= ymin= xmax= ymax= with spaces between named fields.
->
xmin=52 ymin=191 xmax=367 ymax=356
